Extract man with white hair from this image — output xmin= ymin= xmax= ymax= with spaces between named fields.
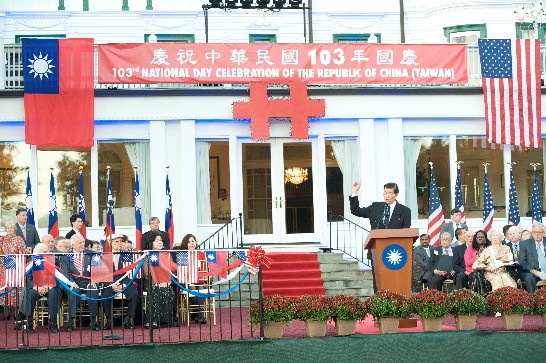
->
xmin=16 ymin=243 xmax=59 ymax=333
xmin=42 ymin=234 xmax=55 ymax=252
xmin=518 ymin=222 xmax=546 ymax=293
xmin=505 ymin=225 xmax=524 ymax=283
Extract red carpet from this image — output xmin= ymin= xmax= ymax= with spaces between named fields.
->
xmin=262 ymin=253 xmax=325 ymax=298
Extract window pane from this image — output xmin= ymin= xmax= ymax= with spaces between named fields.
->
xmin=98 ymin=142 xmax=149 ymax=227
xmin=207 ymin=141 xmax=230 ymax=224
xmin=37 ymin=150 xmax=91 ymax=229
xmin=456 ymin=137 xmax=504 ymax=219
xmin=512 ymin=144 xmax=544 ymax=218
xmin=411 ymin=137 xmax=451 ymax=219
xmin=0 ymin=143 xmax=30 ymax=225
xmin=325 ymin=141 xmax=343 ymax=218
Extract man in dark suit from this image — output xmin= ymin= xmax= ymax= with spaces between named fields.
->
xmin=452 ymin=230 xmax=475 ymax=289
xmin=349 ymin=181 xmax=411 ymax=230
xmin=59 ymin=235 xmax=100 ymax=331
xmin=17 ymin=243 xmax=59 ymax=333
xmin=440 ymin=208 xmax=468 ymax=241
xmin=14 ymin=207 xmax=40 ymax=249
xmin=65 ymin=214 xmax=84 ymax=240
xmin=428 ymin=232 xmax=456 ymax=290
xmin=518 ymin=222 xmax=546 ymax=293
xmin=101 ymin=234 xmax=140 ymax=330
xmin=505 ymin=225 xmax=525 ymax=283
xmin=414 ymin=234 xmax=433 ymax=286
xmin=350 ymin=181 xmax=411 ymax=292
xmin=141 ymin=217 xmax=170 ymax=250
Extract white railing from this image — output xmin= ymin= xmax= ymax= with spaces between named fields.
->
xmin=0 ymin=44 xmax=519 ymax=90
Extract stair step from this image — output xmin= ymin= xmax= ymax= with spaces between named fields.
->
xmin=268 ymin=253 xmax=322 ymax=262
xmin=265 ymin=261 xmax=321 ymax=270
xmin=262 ymin=278 xmax=324 ymax=288
xmin=261 ymin=270 xmax=322 ymax=279
xmin=264 ymin=286 xmax=325 ymax=296
xmin=325 ymin=286 xmax=373 ymax=296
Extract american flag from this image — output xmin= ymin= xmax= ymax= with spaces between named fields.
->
xmin=427 ymin=166 xmax=444 ymax=247
xmin=467 ymin=136 xmax=499 ymax=150
xmin=235 ymin=250 xmax=259 ymax=275
xmin=532 ymin=169 xmax=542 ymax=223
xmin=454 ymin=166 xmax=466 ymax=224
xmin=508 ymin=169 xmax=520 ymax=226
xmin=4 ymin=255 xmax=26 ymax=287
xmin=478 ymin=39 xmax=542 ymax=148
xmin=483 ymin=171 xmax=494 ymax=233
xmin=176 ymin=251 xmax=198 ymax=284
xmin=121 ymin=252 xmax=142 ymax=279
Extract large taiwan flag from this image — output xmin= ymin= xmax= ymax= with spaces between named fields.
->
xmin=22 ymin=38 xmax=94 ymax=148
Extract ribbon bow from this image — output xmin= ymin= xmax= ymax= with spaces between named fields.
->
xmin=246 ymin=246 xmax=272 ymax=274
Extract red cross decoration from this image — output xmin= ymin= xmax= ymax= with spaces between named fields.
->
xmin=233 ymin=82 xmax=326 ymax=140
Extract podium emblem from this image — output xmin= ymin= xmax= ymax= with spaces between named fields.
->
xmin=381 ymin=243 xmax=407 ymax=271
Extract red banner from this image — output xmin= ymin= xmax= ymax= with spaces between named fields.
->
xmin=98 ymin=43 xmax=467 ymax=85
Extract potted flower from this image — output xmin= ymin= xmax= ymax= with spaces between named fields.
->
xmin=365 ymin=290 xmax=411 ymax=334
xmin=410 ymin=289 xmax=450 ymax=332
xmin=487 ymin=287 xmax=533 ymax=330
xmin=249 ymin=295 xmax=295 ymax=339
xmin=449 ymin=289 xmax=487 ymax=330
xmin=532 ymin=288 xmax=546 ymax=327
xmin=329 ymin=294 xmax=367 ymax=336
xmin=294 ymin=295 xmax=333 ymax=337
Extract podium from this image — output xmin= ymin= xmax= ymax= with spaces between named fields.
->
xmin=365 ymin=228 xmax=420 ymax=327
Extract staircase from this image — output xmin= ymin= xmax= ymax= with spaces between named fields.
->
xmin=222 ymin=251 xmax=373 ymax=307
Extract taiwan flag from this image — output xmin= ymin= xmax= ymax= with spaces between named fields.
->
xmin=165 ymin=173 xmax=174 ymax=249
xmin=90 ymin=252 xmax=113 ymax=284
xmin=205 ymin=251 xmax=228 ymax=279
xmin=135 ymin=170 xmax=142 ymax=251
xmin=48 ymin=172 xmax=59 ymax=237
xmin=148 ymin=251 xmax=172 ymax=284
xmin=78 ymin=169 xmax=87 ymax=237
xmin=22 ymin=38 xmax=94 ymax=148
xmin=32 ymin=254 xmax=56 ymax=288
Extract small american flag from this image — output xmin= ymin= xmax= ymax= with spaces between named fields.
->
xmin=121 ymin=252 xmax=142 ymax=279
xmin=234 ymin=250 xmax=258 ymax=275
xmin=454 ymin=166 xmax=466 ymax=224
xmin=532 ymin=169 xmax=542 ymax=223
xmin=176 ymin=251 xmax=198 ymax=284
xmin=478 ymin=39 xmax=542 ymax=148
xmin=483 ymin=171 xmax=494 ymax=232
xmin=4 ymin=255 xmax=26 ymax=287
xmin=508 ymin=169 xmax=520 ymax=226
xmin=427 ymin=166 xmax=444 ymax=247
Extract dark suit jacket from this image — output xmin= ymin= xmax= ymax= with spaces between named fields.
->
xmin=414 ymin=246 xmax=432 ymax=281
xmin=519 ymin=238 xmax=546 ymax=273
xmin=59 ymin=249 xmax=95 ymax=286
xmin=452 ymin=243 xmax=468 ymax=274
xmin=15 ymin=223 xmax=40 ymax=248
xmin=428 ymin=246 xmax=455 ymax=276
xmin=440 ymin=221 xmax=468 ymax=239
xmin=141 ymin=230 xmax=170 ymax=250
xmin=65 ymin=229 xmax=77 ymax=240
xmin=349 ymin=196 xmax=411 ymax=230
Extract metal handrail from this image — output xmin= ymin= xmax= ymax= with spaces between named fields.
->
xmin=327 ymin=211 xmax=371 ymax=267
xmin=197 ymin=213 xmax=244 ymax=250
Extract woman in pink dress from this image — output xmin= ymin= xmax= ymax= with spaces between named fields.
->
xmin=0 ymin=222 xmax=27 ymax=319
xmin=464 ymin=229 xmax=491 ymax=296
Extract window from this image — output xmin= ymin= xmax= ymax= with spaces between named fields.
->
xmin=511 ymin=144 xmax=545 ymax=217
xmin=333 ymin=33 xmax=381 ymax=43
xmin=37 ymin=150 xmax=91 ymax=229
xmin=456 ymin=137 xmax=503 ymax=219
xmin=249 ymin=34 xmax=277 ymax=43
xmin=325 ymin=141 xmax=343 ymax=218
xmin=443 ymin=24 xmax=486 ymax=44
xmin=0 ymin=144 xmax=31 ymax=225
xmin=144 ymin=34 xmax=195 ymax=43
xmin=516 ymin=23 xmax=546 ymax=43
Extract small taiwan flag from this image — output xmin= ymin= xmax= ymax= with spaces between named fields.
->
xmin=32 ymin=254 xmax=56 ymax=287
xmin=149 ymin=251 xmax=172 ymax=284
xmin=205 ymin=251 xmax=228 ymax=279
xmin=90 ymin=252 xmax=113 ymax=284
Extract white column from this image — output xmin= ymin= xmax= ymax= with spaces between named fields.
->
xmin=388 ymin=118 xmax=405 ymax=203
xmin=30 ymin=145 xmax=38 ymax=227
xmin=178 ymin=120 xmax=197 ymax=235
xmin=90 ymin=139 xmax=99 ymax=229
xmin=228 ymin=135 xmax=238 ymax=217
xmin=503 ymin=144 xmax=512 ymax=221
xmin=316 ymin=134 xmax=326 ymax=237
xmin=149 ymin=121 xmax=166 ymax=221
xmin=358 ymin=119 xmax=376 ymax=203
xmin=449 ymin=134 xmax=457 ymax=208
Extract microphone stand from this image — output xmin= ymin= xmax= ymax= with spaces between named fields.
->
xmin=103 ymin=199 xmax=122 ymax=340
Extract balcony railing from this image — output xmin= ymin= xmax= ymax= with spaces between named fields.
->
xmin=0 ymin=43 xmax=524 ymax=91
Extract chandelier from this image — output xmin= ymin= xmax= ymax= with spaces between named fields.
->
xmin=284 ymin=167 xmax=308 ymax=184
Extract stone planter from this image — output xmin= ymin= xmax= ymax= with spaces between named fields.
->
xmin=334 ymin=319 xmax=357 ymax=336
xmin=378 ymin=317 xmax=399 ymax=334
xmin=263 ymin=321 xmax=287 ymax=339
xmin=501 ymin=313 xmax=524 ymax=330
xmin=305 ymin=319 xmax=327 ymax=337
xmin=455 ymin=315 xmax=478 ymax=330
xmin=421 ymin=317 xmax=444 ymax=332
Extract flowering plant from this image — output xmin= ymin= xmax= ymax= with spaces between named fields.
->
xmin=532 ymin=288 xmax=546 ymax=315
xmin=449 ymin=289 xmax=487 ymax=316
xmin=410 ymin=289 xmax=450 ymax=319
xmin=365 ymin=290 xmax=411 ymax=319
xmin=329 ymin=294 xmax=367 ymax=321
xmin=294 ymin=295 xmax=333 ymax=321
xmin=249 ymin=295 xmax=295 ymax=325
xmin=487 ymin=287 xmax=533 ymax=315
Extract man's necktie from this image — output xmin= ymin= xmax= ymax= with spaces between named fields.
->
xmin=383 ymin=204 xmax=390 ymax=227
xmin=537 ymin=243 xmax=546 ymax=271
xmin=444 ymin=248 xmax=449 ymax=256
xmin=514 ymin=245 xmax=519 ymax=258
xmin=113 ymin=254 xmax=120 ymax=270
xmin=22 ymin=226 xmax=26 ymax=240
xmin=73 ymin=253 xmax=83 ymax=275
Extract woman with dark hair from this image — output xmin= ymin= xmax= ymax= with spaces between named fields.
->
xmin=179 ymin=233 xmax=208 ymax=324
xmin=464 ymin=230 xmax=491 ymax=296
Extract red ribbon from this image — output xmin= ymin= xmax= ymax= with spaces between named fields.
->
xmin=246 ymin=246 xmax=271 ymax=272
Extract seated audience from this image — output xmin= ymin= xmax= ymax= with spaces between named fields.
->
xmin=464 ymin=229 xmax=492 ymax=295
xmin=428 ymin=232 xmax=456 ymax=291
xmin=473 ymin=229 xmax=517 ymax=291
xmin=413 ymin=234 xmax=433 ymax=287
xmin=452 ymin=229 xmax=475 ymax=289
xmin=451 ymin=227 xmax=466 ymax=248
xmin=518 ymin=222 xmax=546 ymax=293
